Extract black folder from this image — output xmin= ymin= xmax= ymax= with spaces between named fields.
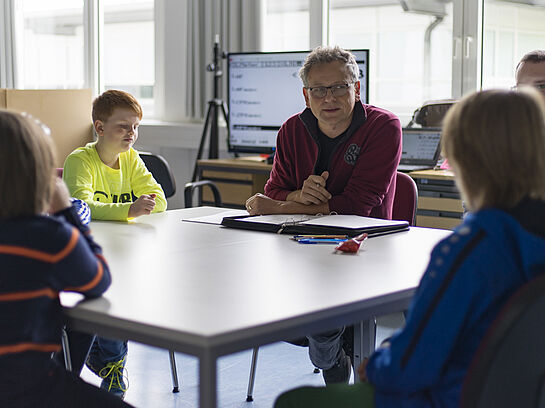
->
xmin=221 ymin=214 xmax=409 ymax=237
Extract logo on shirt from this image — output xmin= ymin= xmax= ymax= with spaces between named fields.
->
xmin=94 ymin=191 xmax=136 ymax=203
xmin=344 ymin=144 xmax=361 ymax=166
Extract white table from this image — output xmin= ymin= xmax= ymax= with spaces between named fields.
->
xmin=62 ymin=207 xmax=450 ymax=407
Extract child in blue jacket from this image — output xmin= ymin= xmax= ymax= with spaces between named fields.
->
xmin=0 ymin=110 xmax=132 ymax=407
xmin=275 ymin=88 xmax=545 ymax=408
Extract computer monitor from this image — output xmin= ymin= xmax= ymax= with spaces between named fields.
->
xmin=397 ymin=128 xmax=442 ymax=172
xmin=227 ymin=49 xmax=369 ymax=154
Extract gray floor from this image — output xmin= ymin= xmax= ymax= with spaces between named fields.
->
xmin=80 ymin=314 xmax=404 ymax=408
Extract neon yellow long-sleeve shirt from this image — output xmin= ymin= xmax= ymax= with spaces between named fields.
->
xmin=63 ymin=142 xmax=167 ymax=221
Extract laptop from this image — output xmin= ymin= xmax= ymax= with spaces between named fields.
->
xmin=397 ymin=128 xmax=442 ymax=171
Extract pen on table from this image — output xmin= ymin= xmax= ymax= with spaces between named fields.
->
xmin=297 ymin=238 xmax=348 ymax=244
xmin=291 ymin=235 xmax=348 ymax=241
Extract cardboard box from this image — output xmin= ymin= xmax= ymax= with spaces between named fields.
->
xmin=0 ymin=89 xmax=94 ymax=168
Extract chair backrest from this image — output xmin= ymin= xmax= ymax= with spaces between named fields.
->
xmin=184 ymin=180 xmax=222 ymax=208
xmin=392 ymin=171 xmax=418 ymax=225
xmin=139 ymin=152 xmax=176 ymax=198
xmin=460 ymin=273 xmax=545 ymax=408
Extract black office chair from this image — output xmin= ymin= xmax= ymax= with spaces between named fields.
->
xmin=139 ymin=152 xmax=176 ymax=198
xmin=460 ymin=272 xmax=545 ymax=408
xmin=184 ymin=180 xmax=222 ymax=208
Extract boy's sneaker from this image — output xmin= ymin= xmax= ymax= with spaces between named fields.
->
xmin=86 ymin=355 xmax=128 ymax=399
xmin=322 ymin=349 xmax=352 ymax=385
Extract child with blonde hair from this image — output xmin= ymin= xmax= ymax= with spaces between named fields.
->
xmin=0 ymin=110 xmax=132 ymax=407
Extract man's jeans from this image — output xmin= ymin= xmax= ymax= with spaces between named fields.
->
xmin=307 ymin=327 xmax=345 ymax=370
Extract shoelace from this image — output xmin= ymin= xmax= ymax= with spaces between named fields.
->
xmin=98 ymin=356 xmax=129 ymax=392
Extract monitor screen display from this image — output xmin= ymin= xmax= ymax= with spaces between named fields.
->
xmin=227 ymin=50 xmax=369 ymax=154
xmin=400 ymin=128 xmax=442 ymax=164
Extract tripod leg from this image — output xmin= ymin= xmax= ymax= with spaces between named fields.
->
xmin=209 ymin=103 xmax=219 ymax=159
xmin=220 ymin=102 xmax=236 ymax=156
xmin=191 ymin=102 xmax=214 ymax=182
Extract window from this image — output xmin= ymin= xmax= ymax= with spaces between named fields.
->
xmin=102 ymin=0 xmax=155 ymax=117
xmin=330 ymin=1 xmax=453 ymax=124
xmin=13 ymin=0 xmax=85 ymax=89
xmin=262 ymin=0 xmax=454 ymax=125
xmin=10 ymin=0 xmax=545 ymax=126
xmin=262 ymin=0 xmax=310 ymax=51
xmin=11 ymin=0 xmax=155 ymax=117
xmin=482 ymin=0 xmax=545 ymax=90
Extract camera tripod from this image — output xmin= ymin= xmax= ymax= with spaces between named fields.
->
xmin=191 ymin=36 xmax=229 ymax=182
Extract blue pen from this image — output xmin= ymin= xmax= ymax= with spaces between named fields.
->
xmin=298 ymin=238 xmax=347 ymax=244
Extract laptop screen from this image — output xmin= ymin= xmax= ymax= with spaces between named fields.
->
xmin=400 ymin=128 xmax=442 ymax=165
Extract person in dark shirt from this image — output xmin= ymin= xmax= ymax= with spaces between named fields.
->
xmin=246 ymin=45 xmax=402 ymax=219
xmin=0 ymin=109 xmax=132 ymax=407
xmin=244 ymin=46 xmax=402 ymax=385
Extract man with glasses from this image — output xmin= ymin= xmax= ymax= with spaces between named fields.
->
xmin=246 ymin=46 xmax=401 ymax=220
xmin=245 ymin=46 xmax=402 ymax=385
xmin=515 ymin=50 xmax=545 ymax=100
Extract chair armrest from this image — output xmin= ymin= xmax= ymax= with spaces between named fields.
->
xmin=184 ymin=180 xmax=222 ymax=208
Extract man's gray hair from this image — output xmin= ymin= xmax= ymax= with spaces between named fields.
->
xmin=299 ymin=45 xmax=359 ymax=87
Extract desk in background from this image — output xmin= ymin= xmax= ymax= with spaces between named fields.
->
xmin=196 ymin=159 xmax=272 ymax=208
xmin=62 ymin=207 xmax=450 ymax=408
xmin=409 ymin=169 xmax=464 ymax=230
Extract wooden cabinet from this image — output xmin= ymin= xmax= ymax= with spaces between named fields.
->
xmin=409 ymin=169 xmax=464 ymax=230
xmin=196 ymin=159 xmax=272 ymax=208
xmin=0 ymin=89 xmax=93 ymax=168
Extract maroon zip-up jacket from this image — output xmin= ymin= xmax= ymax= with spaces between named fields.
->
xmin=264 ymin=101 xmax=402 ymax=218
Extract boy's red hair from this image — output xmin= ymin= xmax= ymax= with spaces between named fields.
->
xmin=92 ymin=90 xmax=143 ymax=123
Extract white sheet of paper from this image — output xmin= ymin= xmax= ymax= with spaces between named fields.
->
xmin=301 ymin=214 xmax=407 ymax=228
xmin=182 ymin=209 xmax=249 ymax=225
xmin=243 ymin=214 xmax=319 ymax=225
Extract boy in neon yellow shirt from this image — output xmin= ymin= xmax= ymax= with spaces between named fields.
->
xmin=64 ymin=90 xmax=167 ymax=221
xmin=63 ymin=90 xmax=167 ymax=399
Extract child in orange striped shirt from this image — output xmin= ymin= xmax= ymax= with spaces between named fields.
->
xmin=0 ymin=110 xmax=132 ymax=407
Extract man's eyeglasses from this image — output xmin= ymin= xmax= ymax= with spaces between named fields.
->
xmin=512 ymin=83 xmax=545 ymax=92
xmin=306 ymin=83 xmax=354 ymax=99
